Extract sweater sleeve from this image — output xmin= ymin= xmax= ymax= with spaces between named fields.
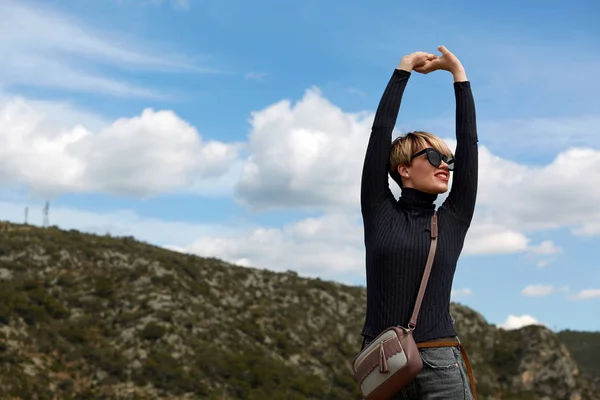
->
xmin=442 ymin=81 xmax=478 ymax=224
xmin=360 ymin=69 xmax=411 ymax=214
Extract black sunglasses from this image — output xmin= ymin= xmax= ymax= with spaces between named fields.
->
xmin=411 ymin=148 xmax=455 ymax=171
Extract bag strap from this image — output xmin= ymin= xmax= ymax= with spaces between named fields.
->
xmin=408 ymin=211 xmax=438 ymax=330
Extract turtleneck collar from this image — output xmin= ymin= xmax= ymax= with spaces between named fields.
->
xmin=398 ymin=187 xmax=437 ymax=210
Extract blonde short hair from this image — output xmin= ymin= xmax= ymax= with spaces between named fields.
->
xmin=389 ymin=131 xmax=453 ymax=187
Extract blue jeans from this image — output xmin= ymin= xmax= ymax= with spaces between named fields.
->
xmin=363 ymin=337 xmax=475 ymax=400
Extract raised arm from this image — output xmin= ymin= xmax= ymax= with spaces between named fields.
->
xmin=361 ymin=52 xmax=438 ymax=215
xmin=445 ymin=75 xmax=478 ymax=224
xmin=415 ymin=46 xmax=478 ymax=224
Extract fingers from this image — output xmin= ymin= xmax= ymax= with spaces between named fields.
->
xmin=414 ymin=58 xmax=441 ymax=74
xmin=438 ymin=45 xmax=450 ymax=55
xmin=414 ymin=64 xmax=431 ymax=74
xmin=411 ymin=51 xmax=437 ymax=59
xmin=401 ymin=51 xmax=439 ymax=71
xmin=413 ymin=58 xmax=433 ymax=69
xmin=416 ymin=53 xmax=438 ymax=63
xmin=414 ymin=67 xmax=432 ymax=74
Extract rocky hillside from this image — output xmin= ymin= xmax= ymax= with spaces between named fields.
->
xmin=0 ymin=221 xmax=598 ymax=399
xmin=558 ymin=330 xmax=600 ymax=395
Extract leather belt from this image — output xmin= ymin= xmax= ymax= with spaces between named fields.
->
xmin=417 ymin=339 xmax=478 ymax=400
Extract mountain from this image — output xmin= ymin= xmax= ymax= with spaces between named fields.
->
xmin=557 ymin=330 xmax=600 ymax=396
xmin=0 ymin=221 xmax=598 ymax=399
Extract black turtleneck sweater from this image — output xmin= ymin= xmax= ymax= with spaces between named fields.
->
xmin=360 ymin=68 xmax=478 ymax=343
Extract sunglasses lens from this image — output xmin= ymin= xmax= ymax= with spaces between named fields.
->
xmin=426 ymin=149 xmax=455 ymax=170
xmin=427 ymin=150 xmax=442 ymax=167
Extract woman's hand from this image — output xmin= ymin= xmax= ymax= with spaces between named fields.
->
xmin=414 ymin=46 xmax=467 ymax=82
xmin=397 ymin=51 xmax=438 ymax=73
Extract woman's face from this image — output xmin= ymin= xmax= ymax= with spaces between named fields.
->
xmin=398 ymin=148 xmax=451 ymax=194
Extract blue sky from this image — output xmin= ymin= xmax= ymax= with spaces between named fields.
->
xmin=1 ymin=0 xmax=599 ymax=332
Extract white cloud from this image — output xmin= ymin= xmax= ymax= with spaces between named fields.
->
xmin=449 ymin=212 xmax=561 ymax=257
xmin=498 ymin=314 xmax=545 ymax=330
xmin=236 ymin=87 xmax=375 ymax=211
xmin=482 ymin=147 xmax=600 ymax=236
xmin=0 ymin=0 xmax=208 ymax=98
xmin=462 ymin=215 xmax=530 ymax=255
xmin=451 ymin=288 xmax=472 ymax=299
xmin=162 ymin=244 xmax=188 ymax=253
xmin=0 ymin=97 xmax=241 ymax=197
xmin=0 ymin=95 xmax=109 ymax=134
xmin=187 ymin=212 xmax=366 ymax=283
xmin=568 ymin=289 xmax=600 ymax=301
xmin=521 ymin=284 xmax=568 ymax=297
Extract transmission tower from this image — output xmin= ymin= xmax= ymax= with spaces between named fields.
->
xmin=43 ymin=201 xmax=49 ymax=227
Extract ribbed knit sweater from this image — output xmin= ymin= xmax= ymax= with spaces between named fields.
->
xmin=360 ymin=68 xmax=478 ymax=343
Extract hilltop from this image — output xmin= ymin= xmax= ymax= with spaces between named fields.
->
xmin=0 ymin=221 xmax=598 ymax=399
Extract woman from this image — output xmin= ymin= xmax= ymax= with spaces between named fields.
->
xmin=359 ymin=46 xmax=478 ymax=399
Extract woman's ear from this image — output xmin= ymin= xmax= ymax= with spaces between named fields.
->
xmin=398 ymin=165 xmax=409 ymax=178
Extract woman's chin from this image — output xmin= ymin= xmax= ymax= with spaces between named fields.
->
xmin=431 ymin=181 xmax=449 ymax=194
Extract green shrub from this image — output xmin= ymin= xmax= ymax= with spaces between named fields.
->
xmin=140 ymin=322 xmax=166 ymax=341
